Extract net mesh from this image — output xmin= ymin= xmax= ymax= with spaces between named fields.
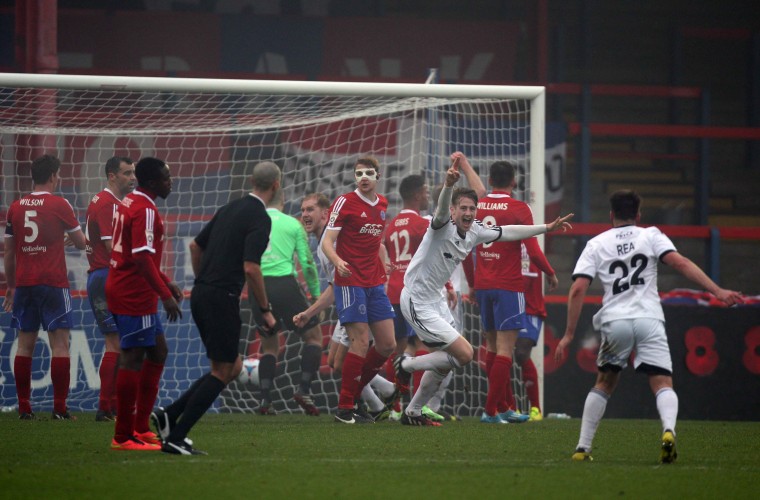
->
xmin=0 ymin=78 xmax=538 ymax=416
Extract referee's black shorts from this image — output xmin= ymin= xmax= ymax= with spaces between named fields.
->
xmin=250 ymin=275 xmax=319 ymax=334
xmin=191 ymin=283 xmax=242 ymax=363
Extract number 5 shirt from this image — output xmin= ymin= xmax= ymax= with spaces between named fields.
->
xmin=571 ymin=225 xmax=676 ymax=330
xmin=5 ymin=191 xmax=81 ymax=288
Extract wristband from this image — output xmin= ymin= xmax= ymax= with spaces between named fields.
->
xmin=259 ymin=303 xmax=272 ymax=313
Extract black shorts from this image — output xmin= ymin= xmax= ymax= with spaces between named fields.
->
xmin=250 ymin=275 xmax=319 ymax=334
xmin=191 ymin=283 xmax=242 ymax=363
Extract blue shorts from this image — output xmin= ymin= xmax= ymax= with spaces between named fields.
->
xmin=392 ymin=303 xmax=415 ymax=340
xmin=11 ymin=285 xmax=73 ymax=332
xmin=518 ymin=315 xmax=543 ymax=345
xmin=87 ymin=269 xmax=118 ymax=335
xmin=113 ymin=313 xmax=164 ymax=349
xmin=334 ymin=284 xmax=395 ymax=325
xmin=476 ymin=289 xmax=526 ymax=332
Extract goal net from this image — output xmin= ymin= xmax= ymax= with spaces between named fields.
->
xmin=0 ymin=73 xmax=545 ymax=417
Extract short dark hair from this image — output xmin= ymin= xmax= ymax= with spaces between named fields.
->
xmin=135 ymin=157 xmax=167 ymax=187
xmin=610 ymin=189 xmax=641 ymax=220
xmin=31 ymin=154 xmax=61 ymax=185
xmin=303 ymin=192 xmax=330 ymax=209
xmin=356 ymin=156 xmax=380 ymax=172
xmin=105 ymin=156 xmax=132 ymax=177
xmin=452 ymin=187 xmax=478 ymax=206
xmin=489 ymin=161 xmax=516 ymax=188
xmin=399 ymin=174 xmax=426 ymax=202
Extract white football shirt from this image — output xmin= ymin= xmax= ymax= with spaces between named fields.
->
xmin=404 ymin=219 xmax=501 ymax=303
xmin=572 ymin=225 xmax=677 ymax=330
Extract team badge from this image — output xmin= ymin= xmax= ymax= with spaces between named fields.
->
xmin=380 ymin=210 xmax=386 ymax=221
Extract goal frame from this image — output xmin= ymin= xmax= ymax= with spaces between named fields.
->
xmin=0 ymin=72 xmax=546 ymax=413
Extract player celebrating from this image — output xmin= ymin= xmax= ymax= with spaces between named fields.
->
xmin=473 ymin=159 xmax=557 ymax=424
xmin=85 ymin=156 xmax=135 ymax=422
xmin=394 ymin=156 xmax=573 ymax=426
xmin=106 ymin=157 xmax=183 ymax=451
xmin=4 ymin=154 xmax=87 ymax=420
xmin=321 ymin=157 xmax=397 ymax=424
xmin=555 ymin=190 xmax=742 ymax=463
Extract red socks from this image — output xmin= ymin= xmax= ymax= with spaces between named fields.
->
xmin=135 ymin=360 xmax=164 ymax=433
xmin=502 ymin=357 xmax=515 ymax=413
xmin=98 ymin=351 xmax=119 ymax=412
xmin=114 ymin=369 xmax=141 ymax=442
xmin=339 ymin=352 xmax=365 ymax=409
xmin=522 ymin=358 xmax=540 ymax=410
xmin=486 ymin=355 xmax=510 ymax=416
xmin=14 ymin=355 xmax=32 ymax=414
xmin=357 ymin=346 xmax=388 ymax=393
xmin=51 ymin=357 xmax=70 ymax=415
xmin=485 ymin=351 xmax=496 ymax=376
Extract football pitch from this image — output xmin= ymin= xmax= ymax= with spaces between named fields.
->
xmin=1 ymin=413 xmax=757 ymax=499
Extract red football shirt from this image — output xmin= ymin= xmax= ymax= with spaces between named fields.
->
xmin=474 ymin=191 xmax=534 ymax=292
xmin=5 ymin=192 xmax=81 ymax=288
xmin=384 ymin=209 xmax=429 ymax=303
xmin=85 ymin=188 xmax=119 ymax=272
xmin=105 ymin=189 xmax=167 ymax=315
xmin=326 ymin=190 xmax=388 ymax=288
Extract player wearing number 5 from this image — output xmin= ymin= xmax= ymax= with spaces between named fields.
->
xmin=555 ymin=190 xmax=742 ymax=463
xmin=4 ymin=154 xmax=87 ymax=420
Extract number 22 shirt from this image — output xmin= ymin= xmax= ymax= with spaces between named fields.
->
xmin=571 ymin=225 xmax=676 ymax=330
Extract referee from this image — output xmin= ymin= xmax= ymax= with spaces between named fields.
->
xmin=151 ymin=161 xmax=280 ymax=455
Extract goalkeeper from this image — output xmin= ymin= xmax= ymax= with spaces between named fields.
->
xmin=151 ymin=162 xmax=279 ymax=455
xmin=249 ymin=187 xmax=323 ymax=416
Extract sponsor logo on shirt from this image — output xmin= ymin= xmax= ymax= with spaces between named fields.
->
xmin=359 ymin=224 xmax=383 ymax=236
xmin=21 ymin=245 xmax=47 ymax=253
xmin=361 ymin=212 xmax=367 ymax=218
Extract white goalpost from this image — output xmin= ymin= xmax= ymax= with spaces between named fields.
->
xmin=0 ymin=72 xmax=545 ymax=416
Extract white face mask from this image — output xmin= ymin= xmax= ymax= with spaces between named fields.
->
xmin=355 ymin=168 xmax=378 ymax=181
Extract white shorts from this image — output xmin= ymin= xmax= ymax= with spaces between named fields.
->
xmin=330 ymin=319 xmax=348 ymax=347
xmin=400 ymin=288 xmax=460 ymax=349
xmin=598 ymin=318 xmax=672 ymax=373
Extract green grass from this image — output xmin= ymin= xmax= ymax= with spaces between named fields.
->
xmin=1 ymin=413 xmax=757 ymax=499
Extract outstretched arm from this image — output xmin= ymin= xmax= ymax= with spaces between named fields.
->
xmin=496 ymin=213 xmax=574 ymax=242
xmin=662 ymin=251 xmax=743 ymax=305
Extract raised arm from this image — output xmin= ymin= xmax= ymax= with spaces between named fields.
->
xmin=432 ymin=157 xmax=461 ymax=230
xmin=452 ymin=151 xmax=486 ymax=198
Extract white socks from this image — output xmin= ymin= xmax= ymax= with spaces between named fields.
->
xmin=655 ymin=387 xmax=678 ymax=434
xmin=406 ymin=370 xmax=448 ymax=416
xmin=402 ymin=351 xmax=461 ymax=372
xmin=577 ymin=388 xmax=609 ymax=452
xmin=369 ymin=374 xmax=396 ymax=399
